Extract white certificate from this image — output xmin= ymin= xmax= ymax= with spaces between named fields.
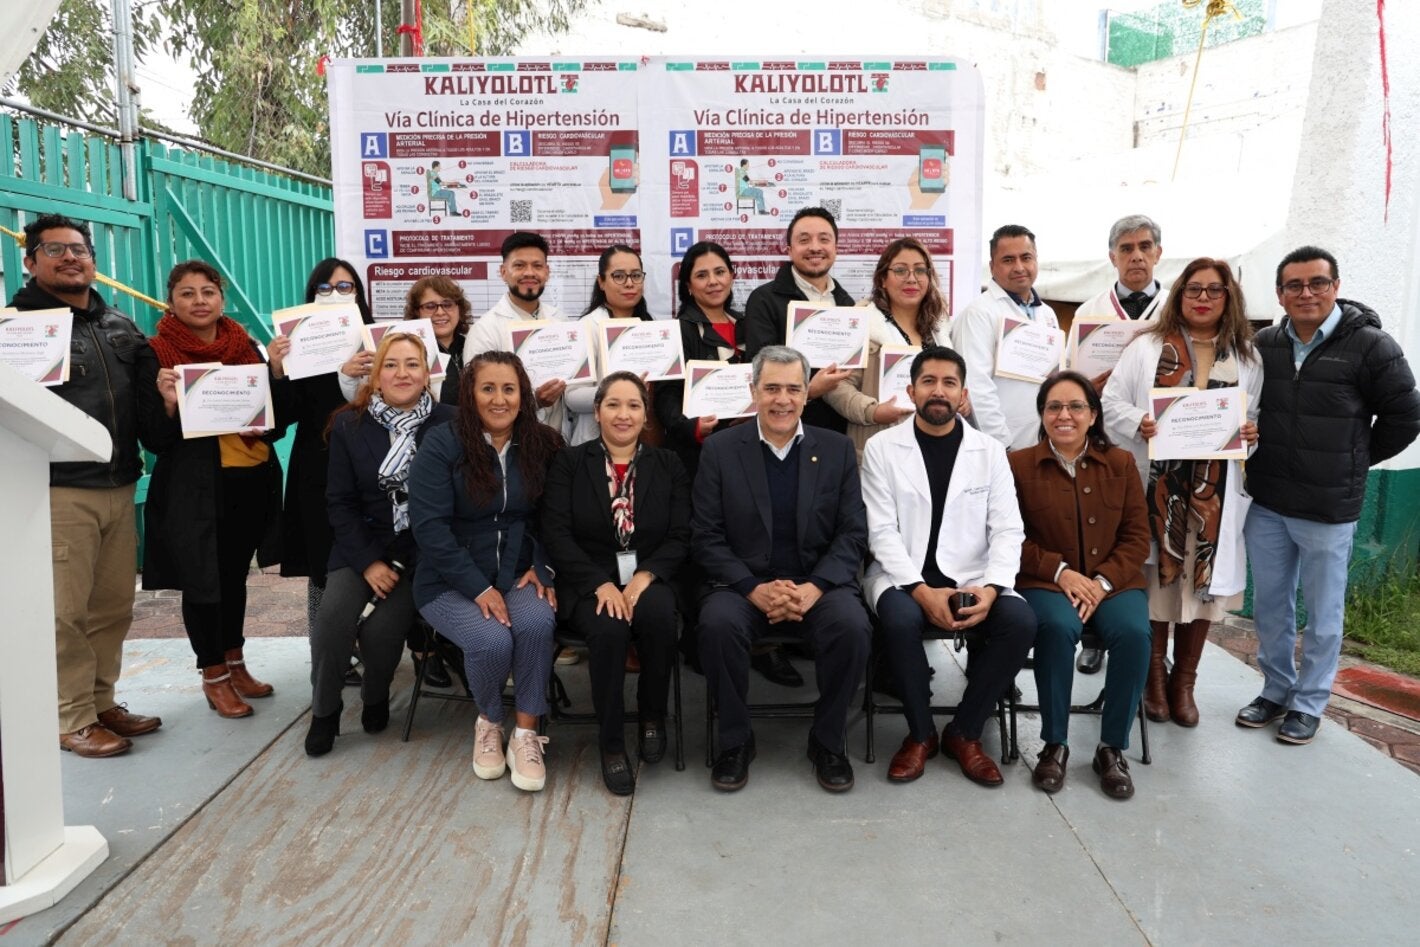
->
xmin=363 ymin=318 xmax=442 ymax=370
xmin=682 ymin=360 xmax=755 ymax=419
xmin=508 ymin=320 xmax=592 ymax=389
xmin=175 ymin=363 xmax=275 ymax=439
xmin=271 ymin=303 xmax=365 ymax=380
xmin=1148 ymin=386 xmax=1248 ymax=461
xmin=0 ymin=307 xmax=72 ymax=386
xmin=1067 ymin=317 xmax=1151 ymax=377
xmin=598 ymin=318 xmax=685 ymax=382
xmin=785 ymin=304 xmax=869 ymax=370
xmin=877 ymin=344 xmax=918 ymax=406
xmin=994 ymin=315 xmax=1064 ymax=383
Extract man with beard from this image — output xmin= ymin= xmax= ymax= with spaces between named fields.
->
xmin=10 ymin=213 xmax=167 ymax=757
xmin=462 ymin=231 xmax=568 ymax=413
xmin=860 ymin=346 xmax=1035 ymax=786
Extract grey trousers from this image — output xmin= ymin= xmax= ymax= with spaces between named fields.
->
xmin=310 ymin=566 xmax=413 ymax=717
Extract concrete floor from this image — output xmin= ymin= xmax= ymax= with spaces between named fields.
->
xmin=7 ymin=635 xmax=1420 ymax=946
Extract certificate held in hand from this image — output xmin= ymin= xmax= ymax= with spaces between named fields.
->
xmin=598 ymin=318 xmax=685 ymax=381
xmin=272 ymin=303 xmax=365 ymax=380
xmin=0 ymin=307 xmax=72 ymax=386
xmin=508 ymin=320 xmax=592 ymax=390
xmin=1067 ymin=317 xmax=1150 ymax=377
xmin=994 ymin=315 xmax=1064 ymax=383
xmin=785 ymin=304 xmax=869 ymax=369
xmin=175 ymin=363 xmax=274 ymax=439
xmin=1148 ymin=386 xmax=1247 ymax=461
xmin=682 ymin=360 xmax=755 ymax=419
xmin=877 ymin=344 xmax=918 ymax=408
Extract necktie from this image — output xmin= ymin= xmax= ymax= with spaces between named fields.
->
xmin=1121 ymin=291 xmax=1150 ymax=319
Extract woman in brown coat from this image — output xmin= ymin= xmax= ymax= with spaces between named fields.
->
xmin=1008 ymin=370 xmax=1151 ymax=800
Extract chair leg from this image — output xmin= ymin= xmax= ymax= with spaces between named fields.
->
xmin=402 ymin=621 xmax=434 ymax=742
xmin=864 ymin=651 xmax=877 ymax=765
xmin=1138 ymin=699 xmax=1152 ymax=765
xmin=672 ymin=648 xmax=686 ymax=772
xmin=704 ymin=688 xmax=715 ymax=769
xmin=995 ymin=698 xmax=1010 ymax=765
xmin=1008 ymin=692 xmax=1020 ymax=761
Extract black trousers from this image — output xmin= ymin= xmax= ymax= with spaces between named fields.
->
xmin=699 ymin=585 xmax=871 ymax=754
xmin=875 ymin=587 xmax=1036 ymax=742
xmin=181 ymin=466 xmax=269 ymax=669
xmin=570 ymin=582 xmax=677 ymax=753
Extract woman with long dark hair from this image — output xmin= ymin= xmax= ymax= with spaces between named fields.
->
xmin=145 ymin=261 xmax=291 ymax=717
xmin=404 ymin=274 xmax=473 ymax=404
xmin=1101 ymin=258 xmax=1260 ymax=726
xmin=410 ymin=352 xmax=564 ymax=791
xmin=565 ymin=244 xmax=653 ymax=445
xmin=1009 ymin=371 xmax=1151 ymax=800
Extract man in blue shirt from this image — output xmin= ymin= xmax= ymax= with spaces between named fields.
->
xmin=1238 ymin=246 xmax=1420 ymax=744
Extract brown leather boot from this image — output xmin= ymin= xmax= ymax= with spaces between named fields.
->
xmin=225 ymin=648 xmax=274 ymax=698
xmin=1167 ymin=620 xmax=1209 ymax=727
xmin=1144 ymin=622 xmax=1171 ymax=723
xmin=202 ymin=666 xmax=254 ymax=718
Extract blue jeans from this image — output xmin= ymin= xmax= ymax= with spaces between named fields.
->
xmin=1244 ymin=503 xmax=1356 ymax=716
xmin=1021 ymin=588 xmax=1150 ymax=749
xmin=432 ymin=187 xmax=459 ymax=214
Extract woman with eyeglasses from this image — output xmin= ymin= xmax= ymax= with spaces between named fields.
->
xmin=542 ymin=371 xmax=690 ymax=794
xmin=145 ymin=261 xmax=292 ymax=717
xmin=305 ymin=332 xmax=456 ymax=755
xmin=405 ymin=275 xmax=473 ymax=403
xmin=823 ymin=237 xmax=951 ymax=458
xmin=565 ymin=245 xmax=653 ymax=445
xmin=1009 ymin=371 xmax=1152 ymax=799
xmin=1101 ymin=258 xmax=1260 ymax=727
xmin=278 ymin=260 xmax=377 ymax=641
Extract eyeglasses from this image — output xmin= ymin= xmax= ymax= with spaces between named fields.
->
xmin=316 ymin=281 xmax=355 ymax=296
xmin=1181 ymin=283 xmax=1227 ymax=299
xmin=418 ymin=300 xmax=458 ymax=314
xmin=607 ymin=270 xmax=645 ymax=286
xmin=1044 ymin=400 xmax=1092 ymax=415
xmin=887 ymin=265 xmax=931 ymax=281
xmin=35 ymin=241 xmax=93 ymax=259
xmin=1279 ymin=277 xmax=1336 ymax=297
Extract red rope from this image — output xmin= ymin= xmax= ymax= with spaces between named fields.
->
xmin=1377 ymin=0 xmax=1392 ymax=222
xmin=396 ymin=0 xmax=425 ymax=56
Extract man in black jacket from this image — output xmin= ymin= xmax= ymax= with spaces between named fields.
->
xmin=1237 ymin=246 xmax=1420 ymax=745
xmin=10 ymin=214 xmax=166 ymax=757
xmin=741 ymin=206 xmax=854 ymax=434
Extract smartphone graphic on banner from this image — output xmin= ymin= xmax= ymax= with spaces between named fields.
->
xmin=609 ymin=145 xmax=637 ymax=193
xmin=918 ymin=145 xmax=947 ymax=193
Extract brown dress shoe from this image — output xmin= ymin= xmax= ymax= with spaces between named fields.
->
xmin=97 ymin=704 xmax=163 ymax=737
xmin=1092 ymin=745 xmax=1134 ymax=799
xmin=225 ymin=648 xmax=274 ymax=698
xmin=888 ymin=734 xmax=939 ymax=783
xmin=60 ymin=723 xmax=132 ymax=758
xmin=202 ymin=667 xmax=254 ymax=718
xmin=941 ymin=729 xmax=1003 ymax=787
xmin=1032 ymin=743 xmax=1069 ymax=793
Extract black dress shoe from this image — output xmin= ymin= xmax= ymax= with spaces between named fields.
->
xmin=361 ymin=699 xmax=389 ymax=734
xmin=412 ymin=652 xmax=453 ymax=689
xmin=1235 ymin=696 xmax=1287 ymax=728
xmin=751 ymin=647 xmax=804 ymax=687
xmin=1277 ymin=710 xmax=1321 ymax=745
xmin=1076 ymin=647 xmax=1104 ymax=675
xmin=807 ymin=735 xmax=855 ymax=793
xmin=601 ymin=750 xmax=636 ymax=796
xmin=711 ymin=735 xmax=756 ymax=791
xmin=305 ymin=706 xmax=342 ymax=757
xmin=638 ymin=717 xmax=667 ymax=764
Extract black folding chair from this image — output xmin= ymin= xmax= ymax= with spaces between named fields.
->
xmin=401 ymin=617 xmax=539 ymax=740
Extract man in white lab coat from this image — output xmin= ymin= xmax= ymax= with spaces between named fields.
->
xmin=861 ymin=345 xmax=1035 ymax=787
xmin=949 ymin=224 xmax=1059 ymax=450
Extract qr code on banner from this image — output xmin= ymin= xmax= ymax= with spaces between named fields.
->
xmin=821 ymin=199 xmax=842 ymax=220
xmin=510 ymin=200 xmax=533 ymax=223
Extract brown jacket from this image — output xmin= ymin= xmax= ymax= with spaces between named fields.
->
xmin=1007 ymin=440 xmax=1149 ymax=595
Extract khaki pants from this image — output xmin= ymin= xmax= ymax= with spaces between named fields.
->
xmin=51 ymin=484 xmax=137 ymax=733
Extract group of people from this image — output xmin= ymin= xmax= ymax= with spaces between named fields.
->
xmin=16 ymin=205 xmax=1419 ymax=803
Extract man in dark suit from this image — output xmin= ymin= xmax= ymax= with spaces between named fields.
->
xmin=692 ymin=345 xmax=871 ymax=792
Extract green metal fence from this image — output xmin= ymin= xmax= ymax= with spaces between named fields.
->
xmin=1 ymin=112 xmax=335 ymax=559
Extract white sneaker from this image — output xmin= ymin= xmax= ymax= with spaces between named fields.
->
xmin=472 ymin=716 xmax=506 ymax=780
xmin=507 ymin=730 xmax=550 ymax=791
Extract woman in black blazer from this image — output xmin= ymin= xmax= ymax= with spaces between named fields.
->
xmin=305 ymin=332 xmax=455 ymax=756
xmin=542 ymin=371 xmax=692 ymax=795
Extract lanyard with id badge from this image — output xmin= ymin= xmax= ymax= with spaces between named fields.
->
xmin=607 ymin=443 xmax=641 ymax=586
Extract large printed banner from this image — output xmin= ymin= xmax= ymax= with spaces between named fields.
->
xmin=329 ymin=57 xmax=982 ymax=321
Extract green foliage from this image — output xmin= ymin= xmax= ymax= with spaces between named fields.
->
xmin=10 ymin=0 xmax=587 ymax=177
xmin=1344 ymin=561 xmax=1420 ymax=677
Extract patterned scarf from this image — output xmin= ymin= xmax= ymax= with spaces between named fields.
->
xmin=604 ymin=443 xmax=639 ymax=550
xmin=1147 ymin=331 xmax=1239 ymax=594
xmin=369 ymin=390 xmax=433 ymax=533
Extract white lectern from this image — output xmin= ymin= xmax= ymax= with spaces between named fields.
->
xmin=0 ymin=361 xmax=113 ymax=924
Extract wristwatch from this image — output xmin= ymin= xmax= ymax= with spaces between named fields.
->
xmin=1094 ymin=575 xmax=1114 ymax=594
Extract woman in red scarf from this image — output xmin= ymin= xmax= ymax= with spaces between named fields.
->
xmin=144 ymin=260 xmax=292 ymax=718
